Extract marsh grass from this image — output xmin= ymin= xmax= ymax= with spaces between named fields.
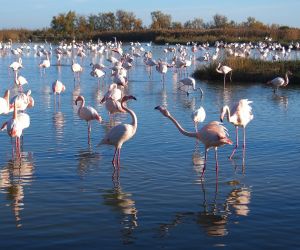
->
xmin=193 ymin=57 xmax=300 ymax=84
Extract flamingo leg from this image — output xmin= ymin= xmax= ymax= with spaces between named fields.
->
xmin=230 ymin=71 xmax=232 ymax=82
xmin=87 ymin=122 xmax=91 ymax=144
xmin=223 ymin=74 xmax=226 ymax=88
xmin=117 ymin=148 xmax=121 ymax=167
xmin=215 ymin=148 xmax=219 ymax=175
xmin=112 ymin=147 xmax=118 ymax=166
xmin=201 ymin=148 xmax=208 ymax=178
xmin=230 ymin=126 xmax=239 ymax=159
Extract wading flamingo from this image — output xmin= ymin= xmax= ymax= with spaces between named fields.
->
xmin=267 ymin=71 xmax=292 ymax=93
xmin=75 ymin=95 xmax=102 ymax=144
xmin=191 ymin=106 xmax=206 ymax=132
xmin=1 ymin=103 xmax=30 ymax=156
xmin=178 ymin=77 xmax=203 ymax=97
xmin=220 ymin=99 xmax=253 ymax=159
xmin=216 ymin=63 xmax=232 ymax=88
xmin=155 ymin=106 xmax=232 ymax=177
xmin=52 ymin=80 xmax=66 ymax=104
xmin=100 ymin=95 xmax=137 ymax=167
xmin=72 ymin=60 xmax=83 ymax=82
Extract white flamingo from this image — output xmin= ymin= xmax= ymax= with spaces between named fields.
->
xmin=75 ymin=95 xmax=102 ymax=144
xmin=0 ymin=90 xmax=12 ymax=115
xmin=220 ymin=99 xmax=253 ymax=159
xmin=267 ymin=71 xmax=292 ymax=92
xmin=178 ymin=77 xmax=203 ymax=97
xmin=216 ymin=63 xmax=232 ymax=87
xmin=100 ymin=95 xmax=137 ymax=167
xmin=191 ymin=106 xmax=206 ymax=132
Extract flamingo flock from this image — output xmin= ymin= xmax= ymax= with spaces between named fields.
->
xmin=6 ymin=37 xmax=292 ymax=178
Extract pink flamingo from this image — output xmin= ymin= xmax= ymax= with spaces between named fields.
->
xmin=220 ymin=99 xmax=254 ymax=159
xmin=1 ymin=103 xmax=30 ymax=156
xmin=75 ymin=95 xmax=102 ymax=144
xmin=100 ymin=95 xmax=137 ymax=167
xmin=155 ymin=106 xmax=232 ymax=177
xmin=52 ymin=80 xmax=66 ymax=104
xmin=216 ymin=63 xmax=232 ymax=88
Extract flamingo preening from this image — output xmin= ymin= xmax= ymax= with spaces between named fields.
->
xmin=267 ymin=71 xmax=292 ymax=93
xmin=75 ymin=95 xmax=102 ymax=144
xmin=216 ymin=63 xmax=232 ymax=88
xmin=155 ymin=106 xmax=232 ymax=177
xmin=100 ymin=95 xmax=137 ymax=167
xmin=220 ymin=99 xmax=253 ymax=159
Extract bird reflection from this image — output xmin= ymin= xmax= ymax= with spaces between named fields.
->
xmin=272 ymin=93 xmax=288 ymax=110
xmin=102 ymin=168 xmax=138 ymax=244
xmin=76 ymin=148 xmax=101 ymax=177
xmin=158 ymin=179 xmax=251 ymax=238
xmin=53 ymin=110 xmax=65 ymax=140
xmin=0 ymin=152 xmax=34 ymax=227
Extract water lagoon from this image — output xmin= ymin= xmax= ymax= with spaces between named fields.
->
xmin=0 ymin=43 xmax=299 ymax=249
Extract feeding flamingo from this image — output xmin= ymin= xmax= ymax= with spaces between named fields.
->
xmin=267 ymin=71 xmax=292 ymax=92
xmin=216 ymin=63 xmax=232 ymax=88
xmin=155 ymin=106 xmax=232 ymax=177
xmin=178 ymin=77 xmax=203 ymax=97
xmin=100 ymin=95 xmax=137 ymax=167
xmin=220 ymin=99 xmax=253 ymax=159
xmin=75 ymin=95 xmax=102 ymax=144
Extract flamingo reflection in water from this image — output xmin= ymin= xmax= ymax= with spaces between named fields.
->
xmin=0 ymin=152 xmax=34 ymax=227
xmin=102 ymin=167 xmax=138 ymax=244
xmin=157 ymin=180 xmax=251 ymax=238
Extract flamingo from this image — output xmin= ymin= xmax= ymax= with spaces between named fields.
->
xmin=100 ymin=95 xmax=137 ymax=167
xmin=220 ymin=99 xmax=253 ymax=159
xmin=39 ymin=52 xmax=51 ymax=74
xmin=191 ymin=106 xmax=206 ymax=132
xmin=155 ymin=106 xmax=232 ymax=177
xmin=9 ymin=58 xmax=23 ymax=72
xmin=216 ymin=63 xmax=232 ymax=87
xmin=52 ymin=80 xmax=66 ymax=104
xmin=178 ymin=77 xmax=203 ymax=97
xmin=71 ymin=59 xmax=83 ymax=82
xmin=0 ymin=90 xmax=12 ymax=115
xmin=267 ymin=71 xmax=292 ymax=92
xmin=1 ymin=103 xmax=30 ymax=156
xmin=75 ymin=95 xmax=102 ymax=144
xmin=10 ymin=90 xmax=34 ymax=112
xmin=156 ymin=59 xmax=168 ymax=82
xmin=14 ymin=75 xmax=28 ymax=92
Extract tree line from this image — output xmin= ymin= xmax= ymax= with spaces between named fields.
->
xmin=0 ymin=10 xmax=300 ymax=43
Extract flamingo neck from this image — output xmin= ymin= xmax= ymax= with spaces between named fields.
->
xmin=216 ymin=64 xmax=223 ymax=74
xmin=166 ymin=114 xmax=197 ymax=138
xmin=284 ymin=73 xmax=289 ymax=86
xmin=221 ymin=105 xmax=232 ymax=122
xmin=121 ymin=101 xmax=137 ymax=129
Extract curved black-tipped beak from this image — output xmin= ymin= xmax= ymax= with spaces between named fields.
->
xmin=220 ymin=118 xmax=223 ymax=122
xmin=154 ymin=106 xmax=160 ymax=110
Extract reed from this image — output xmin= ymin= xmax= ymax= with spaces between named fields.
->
xmin=193 ymin=57 xmax=300 ymax=84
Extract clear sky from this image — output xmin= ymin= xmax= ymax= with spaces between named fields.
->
xmin=0 ymin=0 xmax=299 ymax=29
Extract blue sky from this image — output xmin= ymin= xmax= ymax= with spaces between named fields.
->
xmin=0 ymin=0 xmax=299 ymax=29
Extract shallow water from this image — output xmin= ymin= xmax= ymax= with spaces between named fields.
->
xmin=0 ymin=44 xmax=299 ymax=249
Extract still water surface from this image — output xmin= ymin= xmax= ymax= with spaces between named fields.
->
xmin=0 ymin=44 xmax=299 ymax=249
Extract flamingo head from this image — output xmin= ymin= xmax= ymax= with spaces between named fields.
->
xmin=155 ymin=106 xmax=171 ymax=117
xmin=286 ymin=70 xmax=293 ymax=75
xmin=3 ymin=89 xmax=10 ymax=99
xmin=28 ymin=96 xmax=35 ymax=108
xmin=121 ymin=95 xmax=136 ymax=103
xmin=75 ymin=95 xmax=84 ymax=105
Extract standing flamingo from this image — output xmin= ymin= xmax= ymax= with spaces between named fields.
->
xmin=216 ymin=63 xmax=232 ymax=88
xmin=220 ymin=99 xmax=253 ymax=159
xmin=267 ymin=71 xmax=292 ymax=93
xmin=191 ymin=106 xmax=206 ymax=132
xmin=100 ymin=95 xmax=137 ymax=167
xmin=52 ymin=80 xmax=66 ymax=104
xmin=39 ymin=52 xmax=51 ymax=74
xmin=75 ymin=95 xmax=102 ymax=144
xmin=1 ymin=103 xmax=30 ymax=156
xmin=155 ymin=106 xmax=232 ymax=177
xmin=72 ymin=59 xmax=83 ymax=83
